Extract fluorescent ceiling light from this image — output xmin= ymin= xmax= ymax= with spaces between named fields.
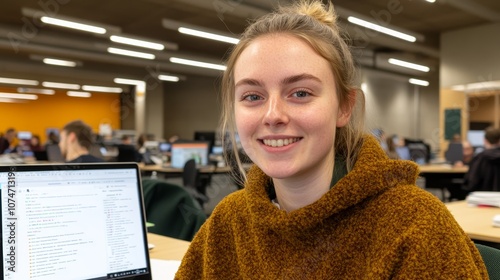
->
xmin=0 ymin=77 xmax=39 ymax=86
xmin=0 ymin=98 xmax=24 ymax=103
xmin=82 ymin=85 xmax=123 ymax=93
xmin=426 ymin=0 xmax=436 ymax=2
xmin=113 ymin=78 xmax=144 ymax=86
xmin=42 ymin=81 xmax=80 ymax=90
xmin=158 ymin=74 xmax=180 ymax=82
xmin=67 ymin=91 xmax=91 ymax=98
xmin=347 ymin=16 xmax=417 ymax=42
xmin=388 ymin=58 xmax=430 ymax=72
xmin=178 ymin=27 xmax=239 ymax=44
xmin=170 ymin=57 xmax=226 ymax=71
xmin=409 ymin=78 xmax=429 ymax=86
xmin=107 ymin=47 xmax=155 ymax=60
xmin=17 ymin=88 xmax=55 ymax=95
xmin=0 ymin=92 xmax=38 ymax=100
xmin=110 ymin=35 xmax=164 ymax=50
xmin=40 ymin=16 xmax=106 ymax=34
xmin=43 ymin=58 xmax=77 ymax=67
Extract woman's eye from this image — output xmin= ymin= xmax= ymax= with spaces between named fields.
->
xmin=292 ymin=90 xmax=310 ymax=98
xmin=243 ymin=94 xmax=262 ymax=101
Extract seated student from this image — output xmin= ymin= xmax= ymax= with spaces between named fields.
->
xmin=29 ymin=135 xmax=44 ymax=152
xmin=59 ymin=120 xmax=104 ymax=163
xmin=0 ymin=128 xmax=18 ymax=154
xmin=385 ymin=134 xmax=399 ymax=159
xmin=175 ymin=1 xmax=487 ymax=279
xmin=463 ymin=127 xmax=500 ymax=192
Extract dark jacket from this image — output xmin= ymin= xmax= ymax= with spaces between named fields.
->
xmin=67 ymin=154 xmax=104 ymax=163
xmin=463 ymin=147 xmax=500 ymax=192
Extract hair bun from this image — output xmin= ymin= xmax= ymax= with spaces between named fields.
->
xmin=282 ymin=0 xmax=337 ymax=27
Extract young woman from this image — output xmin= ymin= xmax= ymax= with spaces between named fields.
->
xmin=175 ymin=1 xmax=487 ymax=279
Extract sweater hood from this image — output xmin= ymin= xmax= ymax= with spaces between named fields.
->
xmin=244 ymin=134 xmax=419 ymax=237
xmin=482 ymin=147 xmax=500 ymax=163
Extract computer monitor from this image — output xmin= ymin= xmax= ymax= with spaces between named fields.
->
xmin=158 ymin=142 xmax=171 ymax=153
xmin=194 ymin=131 xmax=215 ymax=152
xmin=468 ymin=130 xmax=485 ymax=147
xmin=17 ymin=131 xmax=32 ymax=140
xmin=0 ymin=163 xmax=152 ymax=280
xmin=396 ymin=146 xmax=411 ymax=160
xmin=171 ymin=141 xmax=209 ymax=168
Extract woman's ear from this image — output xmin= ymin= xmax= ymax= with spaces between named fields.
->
xmin=336 ymin=90 xmax=356 ymax=128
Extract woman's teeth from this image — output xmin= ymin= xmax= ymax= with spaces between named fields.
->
xmin=263 ymin=138 xmax=299 ymax=147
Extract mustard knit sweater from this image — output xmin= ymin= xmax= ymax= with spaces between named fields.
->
xmin=175 ymin=136 xmax=488 ymax=279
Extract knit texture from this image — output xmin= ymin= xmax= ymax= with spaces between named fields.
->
xmin=175 ymin=135 xmax=488 ymax=279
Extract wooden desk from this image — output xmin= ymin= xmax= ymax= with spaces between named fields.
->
xmin=419 ymin=164 xmax=468 ymax=174
xmin=446 ymin=201 xmax=500 ymax=243
xmin=147 ymin=233 xmax=191 ymax=260
xmin=139 ymin=163 xmax=231 ymax=174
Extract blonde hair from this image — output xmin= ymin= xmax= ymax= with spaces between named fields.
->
xmin=221 ymin=0 xmax=365 ymax=184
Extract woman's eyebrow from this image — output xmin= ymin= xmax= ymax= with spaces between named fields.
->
xmin=235 ymin=73 xmax=321 ymax=88
xmin=281 ymin=73 xmax=321 ymax=85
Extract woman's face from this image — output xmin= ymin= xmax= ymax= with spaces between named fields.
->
xmin=233 ymin=34 xmax=350 ymax=180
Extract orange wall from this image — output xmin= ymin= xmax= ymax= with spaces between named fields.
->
xmin=0 ymin=88 xmax=121 ymax=143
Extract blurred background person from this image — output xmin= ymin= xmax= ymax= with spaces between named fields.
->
xmin=59 ymin=120 xmax=104 ymax=163
xmin=29 ymin=135 xmax=44 ymax=152
xmin=0 ymin=128 xmax=18 ymax=154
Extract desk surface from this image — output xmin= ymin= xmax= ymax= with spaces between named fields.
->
xmin=147 ymin=233 xmax=191 ymax=260
xmin=446 ymin=201 xmax=500 ymax=243
xmin=419 ymin=164 xmax=468 ymax=173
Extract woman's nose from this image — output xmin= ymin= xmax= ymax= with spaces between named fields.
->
xmin=263 ymin=95 xmax=289 ymax=127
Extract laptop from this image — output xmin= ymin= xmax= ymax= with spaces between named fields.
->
xmin=0 ymin=163 xmax=152 ymax=280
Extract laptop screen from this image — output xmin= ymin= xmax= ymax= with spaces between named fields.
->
xmin=0 ymin=163 xmax=152 ymax=280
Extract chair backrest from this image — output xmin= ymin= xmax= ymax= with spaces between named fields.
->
xmin=475 ymin=243 xmax=500 ymax=279
xmin=183 ymin=158 xmax=198 ymax=188
xmin=142 ymin=178 xmax=206 ymax=241
xmin=116 ymin=144 xmax=139 ymax=162
xmin=45 ymin=143 xmax=64 ymax=162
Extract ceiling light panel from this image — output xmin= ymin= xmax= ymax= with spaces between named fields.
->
xmin=0 ymin=92 xmax=38 ymax=100
xmin=43 ymin=58 xmax=77 ymax=67
xmin=113 ymin=78 xmax=145 ymax=86
xmin=42 ymin=81 xmax=80 ymax=90
xmin=17 ymin=88 xmax=55 ymax=95
xmin=67 ymin=91 xmax=91 ymax=98
xmin=40 ymin=16 xmax=107 ymax=34
xmin=82 ymin=85 xmax=123 ymax=93
xmin=347 ymin=16 xmax=417 ymax=42
xmin=178 ymin=27 xmax=239 ymax=44
xmin=107 ymin=47 xmax=155 ymax=60
xmin=0 ymin=77 xmax=39 ymax=86
xmin=409 ymin=78 xmax=429 ymax=86
xmin=169 ymin=57 xmax=226 ymax=71
xmin=158 ymin=75 xmax=180 ymax=82
xmin=110 ymin=35 xmax=164 ymax=50
xmin=388 ymin=58 xmax=430 ymax=72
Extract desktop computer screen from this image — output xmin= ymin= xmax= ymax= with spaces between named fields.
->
xmin=16 ymin=131 xmax=32 ymax=140
xmin=171 ymin=141 xmax=209 ymax=168
xmin=468 ymin=130 xmax=485 ymax=147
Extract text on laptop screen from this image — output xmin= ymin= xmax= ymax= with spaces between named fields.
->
xmin=0 ymin=164 xmax=151 ymax=280
xmin=170 ymin=142 xmax=209 ymax=168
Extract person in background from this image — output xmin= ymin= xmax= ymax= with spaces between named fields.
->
xmin=59 ymin=120 xmax=104 ymax=163
xmin=0 ymin=128 xmax=18 ymax=154
xmin=175 ymin=1 xmax=487 ymax=279
xmin=385 ymin=134 xmax=400 ymax=159
xmin=29 ymin=135 xmax=44 ymax=152
xmin=453 ymin=140 xmax=474 ymax=167
xmin=136 ymin=133 xmax=147 ymax=154
xmin=121 ymin=135 xmax=132 ymax=145
xmin=45 ymin=131 xmax=59 ymax=146
xmin=463 ymin=127 xmax=500 ymax=192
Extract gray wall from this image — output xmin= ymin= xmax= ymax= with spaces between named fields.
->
xmin=362 ymin=68 xmax=440 ymax=150
xmin=145 ymin=83 xmax=165 ymax=140
xmin=162 ymin=75 xmax=221 ymax=140
xmin=441 ymin=22 xmax=500 ymax=87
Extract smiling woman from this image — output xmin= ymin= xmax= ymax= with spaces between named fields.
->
xmin=175 ymin=1 xmax=488 ymax=279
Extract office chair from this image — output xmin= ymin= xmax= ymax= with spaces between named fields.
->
xmin=45 ymin=144 xmax=64 ymax=162
xmin=116 ymin=144 xmax=140 ymax=162
xmin=475 ymin=243 xmax=500 ymax=279
xmin=182 ymin=159 xmax=209 ymax=208
xmin=142 ymin=178 xmax=206 ymax=241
